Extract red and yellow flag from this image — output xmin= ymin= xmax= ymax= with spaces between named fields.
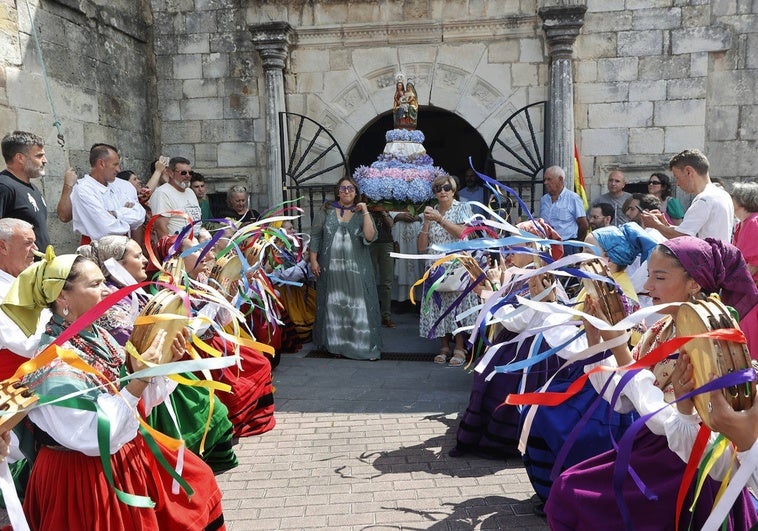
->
xmin=573 ymin=144 xmax=589 ymax=210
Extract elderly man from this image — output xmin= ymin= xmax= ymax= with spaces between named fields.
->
xmin=592 ymin=170 xmax=632 ymax=227
xmin=539 ymin=165 xmax=588 ymax=252
xmin=589 ymin=203 xmax=614 ymax=230
xmin=149 ymin=156 xmax=202 ymax=238
xmin=0 ymin=218 xmax=48 ymax=379
xmin=71 ymin=143 xmax=146 ymax=244
xmin=641 ymin=149 xmax=733 ymax=242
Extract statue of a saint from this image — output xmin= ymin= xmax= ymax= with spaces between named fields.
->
xmin=393 ymin=75 xmax=418 ymax=130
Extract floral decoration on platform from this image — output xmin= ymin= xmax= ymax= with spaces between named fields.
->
xmin=386 ymin=129 xmax=425 ymax=143
xmin=353 ymin=72 xmax=451 ymax=213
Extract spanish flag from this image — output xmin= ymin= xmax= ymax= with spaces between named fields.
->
xmin=573 ymin=144 xmax=589 ymax=210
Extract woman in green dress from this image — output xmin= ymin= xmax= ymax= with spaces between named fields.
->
xmin=309 ymin=177 xmax=382 ymax=360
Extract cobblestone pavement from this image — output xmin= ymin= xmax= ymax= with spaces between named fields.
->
xmin=217 ymin=351 xmax=550 ymax=530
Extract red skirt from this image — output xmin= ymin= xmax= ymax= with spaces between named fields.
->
xmin=23 ymin=436 xmax=225 ymax=531
xmin=206 ymin=335 xmax=276 ymax=438
xmin=0 ymin=349 xmax=30 ymax=380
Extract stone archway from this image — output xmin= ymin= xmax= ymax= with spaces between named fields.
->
xmin=347 ymin=107 xmax=493 ymax=181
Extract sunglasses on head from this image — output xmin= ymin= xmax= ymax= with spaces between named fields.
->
xmin=433 ymin=183 xmax=453 ymax=193
xmin=339 ymin=185 xmax=355 ymax=192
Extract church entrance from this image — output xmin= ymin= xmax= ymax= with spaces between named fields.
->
xmin=348 ymin=108 xmax=493 ymax=184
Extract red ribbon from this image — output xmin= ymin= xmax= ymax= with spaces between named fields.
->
xmin=506 ymin=328 xmax=746 ymax=407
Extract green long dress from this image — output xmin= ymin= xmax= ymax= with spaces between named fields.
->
xmin=310 ymin=205 xmax=383 ymax=360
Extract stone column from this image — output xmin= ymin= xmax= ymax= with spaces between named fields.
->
xmin=251 ymin=22 xmax=293 ymax=207
xmin=538 ymin=4 xmax=586 ymax=191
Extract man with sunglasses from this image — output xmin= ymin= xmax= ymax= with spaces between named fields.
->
xmin=149 ymin=156 xmax=202 ymax=238
xmin=71 ymin=143 xmax=146 ymax=244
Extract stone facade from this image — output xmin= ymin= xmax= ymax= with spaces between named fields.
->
xmin=1 ymin=0 xmax=757 ymax=246
xmin=575 ymin=0 xmax=758 ymax=198
xmin=0 ymin=0 xmax=157 ymax=250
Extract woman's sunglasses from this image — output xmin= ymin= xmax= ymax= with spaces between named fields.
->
xmin=339 ymin=185 xmax=355 ymax=193
xmin=432 ymin=184 xmax=453 ymax=193
xmin=648 ymin=180 xmax=661 ymax=185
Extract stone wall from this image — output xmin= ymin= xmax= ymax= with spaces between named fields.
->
xmin=150 ymin=0 xmax=263 ymax=209
xmin=0 ymin=0 xmax=157 ymax=251
xmin=2 ymin=0 xmax=756 ymax=245
xmin=249 ymin=0 xmax=547 ymax=202
xmin=575 ymin=0 xmax=758 ymax=199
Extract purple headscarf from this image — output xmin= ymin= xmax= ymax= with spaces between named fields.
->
xmin=661 ymin=236 xmax=758 ymax=319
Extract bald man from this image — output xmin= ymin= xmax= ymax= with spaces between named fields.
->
xmin=592 ymin=170 xmax=632 ymax=227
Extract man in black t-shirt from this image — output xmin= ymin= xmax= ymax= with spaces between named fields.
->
xmin=0 ymin=131 xmax=50 ymax=251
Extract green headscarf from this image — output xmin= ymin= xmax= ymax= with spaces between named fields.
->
xmin=1 ymin=246 xmax=78 ymax=337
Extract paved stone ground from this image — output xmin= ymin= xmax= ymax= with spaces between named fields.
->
xmin=0 ymin=313 xmax=549 ymax=530
xmin=217 ymin=311 xmax=550 ymax=530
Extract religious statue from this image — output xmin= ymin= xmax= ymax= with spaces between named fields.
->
xmin=393 ymin=74 xmax=418 ymax=130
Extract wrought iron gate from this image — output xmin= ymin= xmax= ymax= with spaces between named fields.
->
xmin=279 ymin=102 xmax=546 ymax=227
xmin=485 ymin=101 xmax=546 ymax=218
xmin=279 ymin=112 xmax=350 ymax=229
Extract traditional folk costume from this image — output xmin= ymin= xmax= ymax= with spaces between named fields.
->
xmin=452 ymin=220 xmax=565 ymax=459
xmin=153 ymin=235 xmax=276 ymax=439
xmin=545 ymin=237 xmax=758 ymax=530
xmin=522 ymin=224 xmax=659 ymax=503
xmin=97 ymin=280 xmax=238 ymax=474
xmin=1 ymin=253 xmax=225 ymax=531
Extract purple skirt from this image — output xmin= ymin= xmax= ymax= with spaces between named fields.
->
xmin=546 ymin=425 xmax=758 ymax=530
xmin=452 ymin=329 xmax=561 ymax=458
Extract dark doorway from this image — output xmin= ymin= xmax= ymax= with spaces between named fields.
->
xmin=347 ymin=108 xmax=494 ymax=182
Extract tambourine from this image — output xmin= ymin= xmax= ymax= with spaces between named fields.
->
xmin=0 ymin=378 xmax=38 ymax=432
xmin=579 ymin=258 xmax=626 ymax=325
xmin=675 ymin=295 xmax=755 ymax=428
xmin=242 ymin=238 xmax=267 ymax=266
xmin=157 ymin=256 xmax=185 ymax=284
xmin=129 ymin=289 xmax=189 ymax=365
xmin=210 ymin=254 xmax=242 ymax=285
xmin=209 ymin=254 xmax=243 ymax=297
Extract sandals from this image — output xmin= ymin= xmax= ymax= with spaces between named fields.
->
xmin=448 ymin=349 xmax=467 ymax=367
xmin=434 ymin=347 xmax=451 ymax=364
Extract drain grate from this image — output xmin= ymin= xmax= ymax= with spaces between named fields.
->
xmin=305 ymin=350 xmax=436 ymax=362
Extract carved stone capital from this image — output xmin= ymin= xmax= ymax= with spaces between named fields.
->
xmin=538 ymin=5 xmax=587 ymax=59
xmin=250 ymin=22 xmax=293 ymax=70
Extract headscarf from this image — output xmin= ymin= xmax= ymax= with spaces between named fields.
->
xmin=1 ymin=247 xmax=79 ymax=337
xmin=76 ymin=235 xmax=130 ymax=276
xmin=154 ymin=235 xmax=180 ymax=263
xmin=593 ymin=223 xmax=658 ymax=267
xmin=516 ymin=218 xmax=564 ymax=260
xmin=661 ymin=236 xmax=758 ymax=319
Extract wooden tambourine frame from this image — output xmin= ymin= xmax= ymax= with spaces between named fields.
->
xmin=0 ymin=378 xmax=38 ymax=432
xmin=675 ymin=295 xmax=755 ymax=428
xmin=579 ymin=258 xmax=626 ymax=325
xmin=209 ymin=254 xmax=243 ymax=294
xmin=129 ymin=290 xmax=189 ymax=365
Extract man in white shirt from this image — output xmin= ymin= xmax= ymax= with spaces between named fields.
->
xmin=149 ymin=157 xmax=202 ymax=239
xmin=71 ymin=143 xmax=146 ymax=244
xmin=0 ymin=218 xmax=49 ymax=378
xmin=641 ymin=149 xmax=733 ymax=242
